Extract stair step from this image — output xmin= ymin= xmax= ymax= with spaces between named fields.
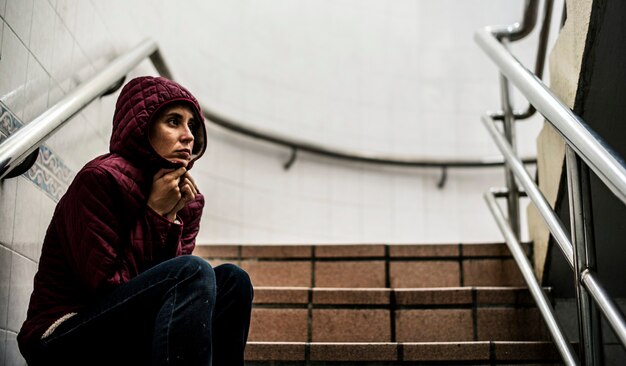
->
xmin=193 ymin=243 xmax=530 ymax=288
xmin=253 ymin=286 xmax=542 ymax=306
xmin=244 ymin=341 xmax=561 ymax=364
xmin=194 ymin=244 xmax=559 ymax=362
xmin=249 ymin=287 xmax=551 ymax=343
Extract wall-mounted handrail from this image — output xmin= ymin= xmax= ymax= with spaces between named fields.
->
xmin=0 ymin=44 xmax=538 ymax=184
xmin=0 ymin=39 xmax=160 ymax=180
xmin=475 ymin=26 xmax=626 ymax=205
xmin=492 ymin=0 xmax=539 ymax=41
xmin=201 ymin=105 xmax=536 ymax=170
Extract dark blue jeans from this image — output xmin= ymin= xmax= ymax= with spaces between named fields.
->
xmin=29 ymin=255 xmax=253 ymax=366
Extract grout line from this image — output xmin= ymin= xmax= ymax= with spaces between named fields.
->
xmin=386 ymin=245 xmax=397 ymax=343
xmin=0 ymin=235 xmax=37 ymax=264
xmin=489 ymin=341 xmax=496 ymax=364
xmin=384 ymin=245 xmax=391 ymax=288
xmin=210 ymin=255 xmax=515 ymax=262
xmin=308 ymin=247 xmax=315 ymax=345
xmin=459 ymin=242 xmax=465 ymax=287
xmin=472 ymin=287 xmax=478 ymax=341
xmin=304 ymin=342 xmax=310 ymax=365
xmin=306 ymin=288 xmax=313 ymax=343
xmin=311 ymin=246 xmax=316 ymax=288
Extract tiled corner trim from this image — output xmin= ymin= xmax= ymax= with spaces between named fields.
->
xmin=0 ymin=102 xmax=73 ymax=202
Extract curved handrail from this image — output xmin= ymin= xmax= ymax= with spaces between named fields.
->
xmin=202 ymin=105 xmax=536 ymax=169
xmin=0 ymin=39 xmax=160 ymax=180
xmin=0 ymin=46 xmax=538 ymax=182
xmin=492 ymin=0 xmax=539 ymax=41
xmin=475 ymin=26 xmax=626 ymax=205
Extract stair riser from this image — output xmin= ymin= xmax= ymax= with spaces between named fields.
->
xmin=244 ymin=341 xmax=562 ymax=364
xmin=249 ymin=307 xmax=550 ymax=342
xmin=196 ymin=244 xmax=529 ymax=288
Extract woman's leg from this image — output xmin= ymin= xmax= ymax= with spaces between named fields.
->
xmin=211 ymin=263 xmax=254 ymax=366
xmin=32 ymin=255 xmax=215 ymax=366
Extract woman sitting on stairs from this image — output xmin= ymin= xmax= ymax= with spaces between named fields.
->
xmin=17 ymin=76 xmax=253 ymax=366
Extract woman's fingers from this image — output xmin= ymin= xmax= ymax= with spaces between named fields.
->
xmin=182 ymin=172 xmax=199 ymax=193
xmin=180 ymin=178 xmax=197 ymax=196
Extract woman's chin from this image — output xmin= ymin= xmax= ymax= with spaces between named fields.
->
xmin=168 ymin=159 xmax=189 ymax=167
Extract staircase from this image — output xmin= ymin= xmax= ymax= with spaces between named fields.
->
xmin=193 ymin=243 xmax=562 ymax=365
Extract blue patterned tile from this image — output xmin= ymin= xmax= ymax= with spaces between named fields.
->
xmin=0 ymin=102 xmax=71 ymax=202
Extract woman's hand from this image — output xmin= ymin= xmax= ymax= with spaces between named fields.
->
xmin=168 ymin=171 xmax=199 ymax=220
xmin=147 ymin=167 xmax=198 ymax=221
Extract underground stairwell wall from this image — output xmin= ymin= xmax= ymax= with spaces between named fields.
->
xmin=1 ymin=1 xmax=551 ymax=364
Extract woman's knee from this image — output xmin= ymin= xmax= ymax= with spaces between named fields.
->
xmin=216 ymin=263 xmax=254 ymax=301
xmin=170 ymin=255 xmax=215 ymax=286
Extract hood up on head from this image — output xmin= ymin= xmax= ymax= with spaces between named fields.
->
xmin=109 ymin=76 xmax=207 ymax=170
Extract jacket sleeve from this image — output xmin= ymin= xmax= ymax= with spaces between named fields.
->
xmin=62 ymin=166 xmax=191 ymax=296
xmin=61 ymin=166 xmax=130 ymax=295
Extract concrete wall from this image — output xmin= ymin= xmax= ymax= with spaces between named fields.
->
xmin=0 ymin=1 xmax=553 ymax=364
xmin=527 ymin=0 xmax=593 ymax=279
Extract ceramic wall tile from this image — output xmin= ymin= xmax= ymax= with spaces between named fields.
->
xmin=0 ymin=328 xmax=6 ymax=366
xmin=12 ymin=177 xmax=43 ymax=261
xmin=4 ymin=331 xmax=27 ymax=365
xmin=54 ymin=0 xmax=77 ymax=36
xmin=0 ymin=246 xmax=11 ymax=329
xmin=23 ymin=54 xmax=49 ymax=123
xmin=361 ymin=204 xmax=393 ymax=242
xmin=48 ymin=11 xmax=73 ymax=89
xmin=0 ymin=0 xmax=549 ymax=246
xmin=0 ymin=178 xmax=17 ymax=246
xmin=329 ymin=204 xmax=361 ymax=241
xmin=45 ymin=113 xmax=88 ymax=173
xmin=7 ymin=253 xmax=37 ymax=332
xmin=4 ymin=0 xmax=34 ymax=45
xmin=392 ymin=206 xmax=426 ymax=243
xmin=0 ymin=19 xmax=4 ymax=57
xmin=212 ymin=179 xmax=242 ymax=223
xmin=28 ymin=0 xmax=55 ymax=72
xmin=0 ymin=26 xmax=29 ymax=120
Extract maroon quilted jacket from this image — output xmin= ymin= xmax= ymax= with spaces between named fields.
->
xmin=18 ymin=76 xmax=208 ymax=356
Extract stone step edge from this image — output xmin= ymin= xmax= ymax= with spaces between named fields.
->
xmin=194 ymin=242 xmax=533 ymax=260
xmin=253 ymin=286 xmax=550 ymax=306
xmin=245 ymin=341 xmax=562 ymax=362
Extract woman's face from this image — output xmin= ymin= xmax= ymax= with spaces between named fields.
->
xmin=149 ymin=104 xmax=197 ymax=167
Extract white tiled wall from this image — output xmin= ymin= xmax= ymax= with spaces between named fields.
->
xmin=0 ymin=1 xmax=564 ymax=363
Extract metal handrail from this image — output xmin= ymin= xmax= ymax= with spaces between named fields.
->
xmin=0 ymin=50 xmax=539 ymax=184
xmin=0 ymin=39 xmax=161 ymax=180
xmin=483 ymin=113 xmax=626 ymax=360
xmin=484 ymin=189 xmax=578 ymax=366
xmin=482 ymin=114 xmax=574 ymax=268
xmin=475 ymin=27 xmax=626 ymax=205
xmin=477 ymin=0 xmax=626 ymax=364
xmin=201 ymin=105 xmax=536 ymax=170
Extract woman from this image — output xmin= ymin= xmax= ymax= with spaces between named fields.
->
xmin=18 ymin=76 xmax=253 ymax=366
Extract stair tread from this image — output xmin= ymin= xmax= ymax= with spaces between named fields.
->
xmin=245 ymin=341 xmax=561 ymax=362
xmin=195 ymin=242 xmax=532 ymax=259
xmin=195 ymin=243 xmax=530 ymax=288
xmin=253 ymin=286 xmax=548 ymax=306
